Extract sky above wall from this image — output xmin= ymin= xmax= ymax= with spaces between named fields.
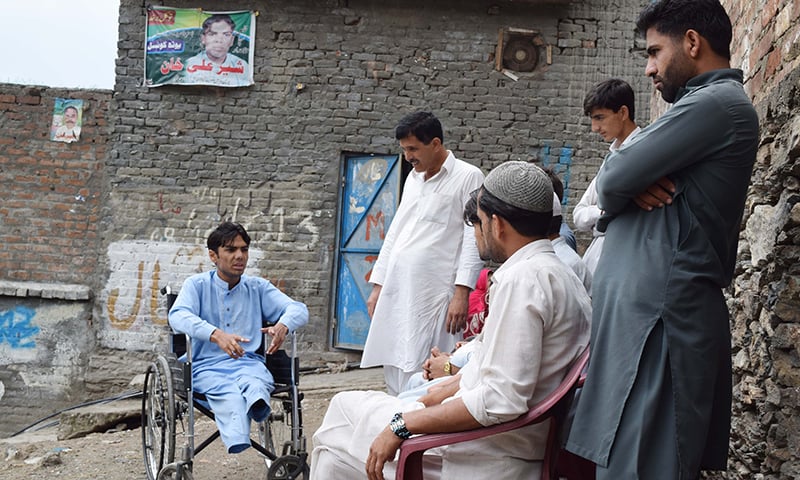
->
xmin=0 ymin=0 xmax=120 ymax=89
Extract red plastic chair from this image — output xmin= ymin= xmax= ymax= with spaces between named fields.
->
xmin=395 ymin=346 xmax=591 ymax=480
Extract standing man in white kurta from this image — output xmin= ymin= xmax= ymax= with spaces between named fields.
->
xmin=573 ymin=78 xmax=641 ymax=276
xmin=361 ymin=111 xmax=485 ymax=395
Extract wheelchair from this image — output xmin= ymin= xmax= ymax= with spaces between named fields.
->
xmin=141 ymin=287 xmax=308 ymax=480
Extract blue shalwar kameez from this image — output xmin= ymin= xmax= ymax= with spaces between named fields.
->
xmin=169 ymin=271 xmax=308 ymax=452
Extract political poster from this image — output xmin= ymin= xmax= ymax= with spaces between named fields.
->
xmin=145 ymin=7 xmax=255 ymax=87
xmin=50 ymin=98 xmax=84 ymax=143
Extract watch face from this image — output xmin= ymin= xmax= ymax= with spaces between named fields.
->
xmin=390 ymin=412 xmax=411 ymax=439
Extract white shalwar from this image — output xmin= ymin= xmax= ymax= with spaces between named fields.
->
xmin=573 ymin=127 xmax=641 ymax=275
xmin=361 ymin=151 xmax=484 ymax=393
xmin=313 ymin=240 xmax=592 ymax=479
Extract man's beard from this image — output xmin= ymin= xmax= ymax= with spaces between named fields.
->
xmin=656 ymin=54 xmax=694 ymax=103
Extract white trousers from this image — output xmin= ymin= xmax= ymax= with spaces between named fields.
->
xmin=383 ymin=365 xmax=418 ymax=396
xmin=310 ymin=391 xmax=436 ymax=479
xmin=310 ymin=390 xmax=542 ymax=479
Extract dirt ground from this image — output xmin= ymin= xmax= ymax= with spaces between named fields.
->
xmin=0 ymin=367 xmax=384 ymax=480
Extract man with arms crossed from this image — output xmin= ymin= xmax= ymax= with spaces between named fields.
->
xmin=566 ymin=1 xmax=759 ymax=478
xmin=313 ymin=162 xmax=591 ymax=479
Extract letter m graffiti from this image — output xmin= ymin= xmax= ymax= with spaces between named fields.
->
xmin=365 ymin=211 xmax=385 ymax=241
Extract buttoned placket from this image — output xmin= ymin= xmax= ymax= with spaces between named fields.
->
xmin=222 ymin=286 xmax=235 ymax=332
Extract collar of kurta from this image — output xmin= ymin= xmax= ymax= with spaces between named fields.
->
xmin=410 ymin=150 xmax=455 ymax=182
xmin=674 ymin=68 xmax=744 ymax=103
xmin=211 ymin=270 xmax=243 ymax=291
xmin=609 ymin=126 xmax=642 ymax=153
xmin=493 ymin=238 xmax=554 ymax=279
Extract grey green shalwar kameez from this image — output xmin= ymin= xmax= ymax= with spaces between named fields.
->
xmin=565 ymin=69 xmax=759 ymax=479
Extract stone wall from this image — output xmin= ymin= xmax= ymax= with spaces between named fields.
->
xmin=723 ymin=0 xmax=800 ymax=477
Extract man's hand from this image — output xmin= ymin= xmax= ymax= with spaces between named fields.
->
xmin=634 ymin=176 xmax=675 ymax=211
xmin=366 ymin=284 xmax=382 ymax=318
xmin=417 ymin=375 xmax=460 ymax=407
xmin=445 ymin=286 xmax=470 ymax=334
xmin=263 ymin=322 xmax=289 ymax=354
xmin=422 ymin=347 xmax=454 ymax=381
xmin=366 ymin=427 xmax=403 ymax=480
xmin=210 ymin=329 xmax=250 ymax=359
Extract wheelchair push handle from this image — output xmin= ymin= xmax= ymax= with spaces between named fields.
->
xmin=161 ymin=286 xmax=179 ymax=312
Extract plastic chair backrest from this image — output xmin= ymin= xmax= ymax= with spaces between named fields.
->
xmin=395 ymin=346 xmax=590 ymax=480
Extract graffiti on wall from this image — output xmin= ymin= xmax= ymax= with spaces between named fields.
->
xmin=103 ymin=240 xmax=265 ymax=332
xmin=0 ymin=306 xmax=40 ymax=349
xmin=146 ymin=189 xmax=322 ymax=250
xmin=540 ymin=142 xmax=574 ymax=203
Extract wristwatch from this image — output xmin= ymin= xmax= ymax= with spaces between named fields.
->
xmin=389 ymin=412 xmax=412 ymax=439
xmin=443 ymin=361 xmax=452 ymax=375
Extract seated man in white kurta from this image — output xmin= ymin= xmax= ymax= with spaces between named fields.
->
xmin=310 ymin=161 xmax=592 ymax=479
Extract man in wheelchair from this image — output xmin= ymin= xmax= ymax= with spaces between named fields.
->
xmin=169 ymin=221 xmax=309 ymax=454
xmin=310 ymin=162 xmax=591 ymax=479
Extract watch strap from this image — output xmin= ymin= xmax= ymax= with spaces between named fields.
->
xmin=389 ymin=412 xmax=412 ymax=439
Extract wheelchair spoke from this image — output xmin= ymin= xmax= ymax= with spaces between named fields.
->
xmin=142 ymin=356 xmax=176 ymax=480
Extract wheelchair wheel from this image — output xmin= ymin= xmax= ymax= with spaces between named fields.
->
xmin=267 ymin=454 xmax=308 ymax=480
xmin=157 ymin=463 xmax=195 ymax=480
xmin=142 ymin=356 xmax=176 ymax=480
xmin=259 ymin=397 xmax=293 ymax=465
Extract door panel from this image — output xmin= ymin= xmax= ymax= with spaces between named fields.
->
xmin=333 ymin=154 xmax=401 ymax=350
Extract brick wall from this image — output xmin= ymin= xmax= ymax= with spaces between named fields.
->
xmin=1 ymin=0 xmax=654 ymax=436
xmin=0 ymin=88 xmax=110 ymax=437
xmin=0 ymin=87 xmax=108 ymax=284
xmin=102 ymin=0 xmax=651 ymax=363
xmin=3 ymin=0 xmax=661 ymax=437
xmin=1 ymin=2 xmax=798 ymax=477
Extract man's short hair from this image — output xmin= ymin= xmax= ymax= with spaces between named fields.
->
xmin=202 ymin=14 xmax=236 ymax=34
xmin=540 ymin=165 xmax=565 ymax=202
xmin=479 ymin=161 xmax=553 ymax=237
xmin=207 ymin=221 xmax=250 ymax=252
xmin=395 ymin=111 xmax=444 ymax=145
xmin=463 ymin=189 xmax=480 ymax=226
xmin=636 ymin=0 xmax=732 ymax=60
xmin=583 ymin=78 xmax=636 ymax=120
xmin=540 ymin=167 xmax=566 ymax=236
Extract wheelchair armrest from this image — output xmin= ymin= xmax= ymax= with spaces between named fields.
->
xmin=265 ymin=329 xmax=300 ymax=386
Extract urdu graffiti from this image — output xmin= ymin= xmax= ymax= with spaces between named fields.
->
xmin=0 ymin=306 xmax=40 ymax=349
xmin=103 ymin=240 xmax=264 ymax=331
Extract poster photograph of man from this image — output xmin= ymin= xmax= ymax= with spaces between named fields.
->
xmin=145 ymin=7 xmax=255 ymax=88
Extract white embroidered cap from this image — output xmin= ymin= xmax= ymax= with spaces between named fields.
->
xmin=484 ymin=161 xmax=554 ymax=213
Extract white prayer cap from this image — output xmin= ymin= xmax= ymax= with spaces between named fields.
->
xmin=484 ymin=161 xmax=553 ymax=213
xmin=552 ymin=193 xmax=562 ymax=217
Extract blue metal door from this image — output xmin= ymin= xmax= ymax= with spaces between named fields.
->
xmin=333 ymin=154 xmax=402 ymax=350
